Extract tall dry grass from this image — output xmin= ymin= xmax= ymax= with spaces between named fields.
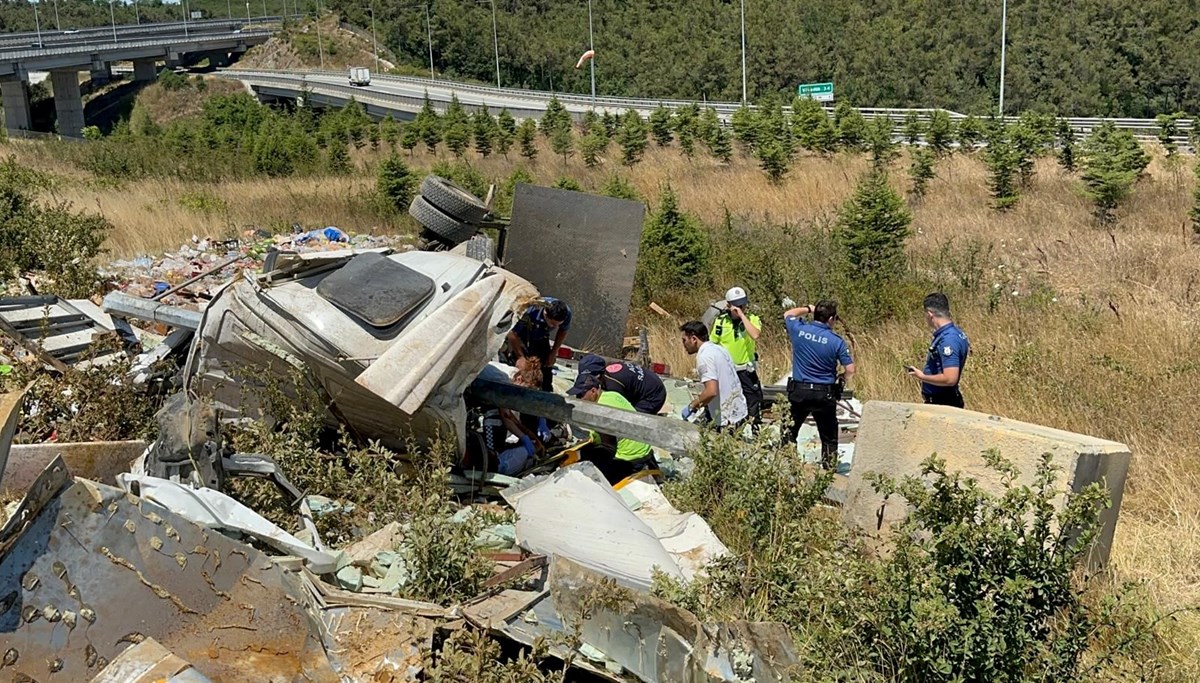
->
xmin=5 ymin=133 xmax=1200 ymax=669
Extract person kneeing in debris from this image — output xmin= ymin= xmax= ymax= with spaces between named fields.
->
xmin=474 ymin=361 xmax=545 ymax=475
xmin=569 ymin=374 xmax=658 ymax=485
xmin=784 ymin=300 xmax=855 ymax=470
xmin=574 ymin=354 xmax=668 ymax=415
xmin=506 ymin=296 xmax=572 ymax=393
xmin=679 ymin=321 xmax=748 ymax=429
xmin=710 ymin=286 xmax=764 ymax=426
xmin=906 ymin=292 xmax=970 ymax=408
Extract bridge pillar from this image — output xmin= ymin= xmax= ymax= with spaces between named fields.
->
xmin=89 ymin=61 xmax=112 ymax=85
xmin=50 ymin=71 xmax=85 ymax=139
xmin=0 ymin=79 xmax=31 ymax=132
xmin=133 ymin=59 xmax=158 ymax=82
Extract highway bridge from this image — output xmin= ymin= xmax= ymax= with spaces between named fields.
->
xmin=0 ymin=17 xmax=287 ymax=137
xmin=220 ymin=69 xmax=1194 ymax=146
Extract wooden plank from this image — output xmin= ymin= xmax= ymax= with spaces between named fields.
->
xmin=483 ymin=554 xmax=547 ymax=589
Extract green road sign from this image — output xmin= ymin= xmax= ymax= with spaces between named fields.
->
xmin=797 ymin=82 xmax=834 ymax=102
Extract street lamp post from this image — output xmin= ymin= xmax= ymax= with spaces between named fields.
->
xmin=246 ymin=1 xmax=251 ymax=22
xmin=587 ymin=0 xmax=595 ymax=101
xmin=314 ymin=0 xmax=325 ymax=69
xmin=262 ymin=0 xmax=267 ymax=19
xmin=425 ymin=2 xmax=434 ymax=79
xmin=135 ymin=0 xmax=140 ymax=25
xmin=33 ymin=4 xmax=42 ymax=48
xmin=370 ymin=2 xmax=379 ymax=72
xmin=108 ymin=0 xmax=117 ymax=42
xmin=998 ymin=0 xmax=1007 ymax=116
xmin=183 ymin=0 xmax=190 ymax=37
xmin=52 ymin=0 xmax=60 ymax=31
xmin=739 ymin=0 xmax=747 ymax=104
xmin=489 ymin=0 xmax=500 ymax=88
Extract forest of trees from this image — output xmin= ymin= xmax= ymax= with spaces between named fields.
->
xmin=3 ymin=0 xmax=1200 ymax=117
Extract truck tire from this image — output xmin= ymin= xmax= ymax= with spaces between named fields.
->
xmin=420 ymin=175 xmax=489 ymax=224
xmin=410 ymin=196 xmax=477 ymax=246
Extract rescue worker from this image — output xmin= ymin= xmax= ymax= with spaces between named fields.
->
xmin=568 ymin=374 xmax=657 ymax=484
xmin=710 ymin=286 xmax=763 ymax=425
xmin=679 ymin=321 xmax=748 ymax=429
xmin=784 ymin=300 xmax=855 ymax=470
xmin=472 ymin=361 xmax=544 ymax=475
xmin=506 ymin=296 xmax=572 ymax=393
xmin=572 ymin=354 xmax=668 ymax=415
xmin=907 ymin=292 xmax=970 ymax=408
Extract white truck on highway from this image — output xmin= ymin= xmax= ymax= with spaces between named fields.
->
xmin=348 ymin=67 xmax=371 ymax=87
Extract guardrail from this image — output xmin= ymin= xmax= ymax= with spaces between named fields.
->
xmin=0 ymin=30 xmax=273 ymax=61
xmin=0 ymin=15 xmax=299 ymax=46
xmin=222 ymin=69 xmax=1195 ymax=144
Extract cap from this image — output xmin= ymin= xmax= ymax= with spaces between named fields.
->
xmin=725 ymin=286 xmax=749 ymax=308
xmin=566 ymin=373 xmax=602 ymax=398
xmin=577 ymin=354 xmax=607 ymax=377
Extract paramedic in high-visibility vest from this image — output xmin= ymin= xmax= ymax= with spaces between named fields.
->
xmin=709 ymin=286 xmax=763 ymax=425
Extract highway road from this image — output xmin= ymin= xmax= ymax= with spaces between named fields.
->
xmin=0 ymin=17 xmax=289 ymax=51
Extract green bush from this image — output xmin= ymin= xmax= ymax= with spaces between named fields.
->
xmin=377 ymin=154 xmax=419 ymax=212
xmin=617 ymin=109 xmax=648 ymax=166
xmin=634 ymin=185 xmax=709 ymax=302
xmin=1080 ymin=122 xmax=1150 ymax=223
xmin=156 ymin=69 xmax=189 ymax=91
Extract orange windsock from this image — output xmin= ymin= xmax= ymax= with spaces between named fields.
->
xmin=575 ymin=49 xmax=596 ymax=69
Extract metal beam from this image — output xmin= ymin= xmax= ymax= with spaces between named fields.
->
xmin=102 ymin=292 xmax=202 ymax=331
xmin=468 ymin=377 xmax=700 ymax=455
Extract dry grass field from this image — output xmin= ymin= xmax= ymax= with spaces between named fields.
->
xmin=5 ymin=134 xmax=1200 ymax=672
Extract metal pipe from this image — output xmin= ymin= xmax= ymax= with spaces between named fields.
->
xmin=370 ymin=2 xmax=379 ymax=72
xmin=468 ymin=377 xmax=700 ymax=455
xmin=103 ymin=292 xmax=203 ymax=331
xmin=587 ymin=0 xmax=595 ymax=102
xmin=109 ymin=0 xmax=117 ymax=43
xmin=425 ymin=2 xmax=434 ymax=79
xmin=739 ymin=0 xmax=746 ymax=104
xmin=489 ymin=0 xmax=500 ymax=88
xmin=52 ymin=0 xmax=60 ymax=31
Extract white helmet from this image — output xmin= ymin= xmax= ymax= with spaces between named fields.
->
xmin=725 ymin=286 xmax=749 ymax=307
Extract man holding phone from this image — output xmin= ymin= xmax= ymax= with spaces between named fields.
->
xmin=906 ymin=292 xmax=970 ymax=408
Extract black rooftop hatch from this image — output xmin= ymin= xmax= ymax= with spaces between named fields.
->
xmin=315 ymin=252 xmax=436 ymax=328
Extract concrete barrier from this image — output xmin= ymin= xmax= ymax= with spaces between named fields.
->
xmin=843 ymin=401 xmax=1130 ymax=567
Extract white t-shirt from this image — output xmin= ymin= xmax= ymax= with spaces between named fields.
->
xmin=696 ymin=341 xmax=748 ymax=427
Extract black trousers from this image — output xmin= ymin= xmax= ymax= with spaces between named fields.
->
xmin=787 ymin=382 xmax=839 ymax=468
xmin=923 ymin=389 xmax=965 ymax=409
xmin=738 ymin=369 xmax=763 ymax=425
xmin=579 ymin=443 xmax=657 ymax=485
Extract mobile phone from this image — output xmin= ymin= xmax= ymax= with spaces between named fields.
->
xmin=904 ymin=365 xmax=917 ymax=373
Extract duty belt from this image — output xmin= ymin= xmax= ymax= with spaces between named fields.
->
xmin=735 ymin=362 xmax=757 ymax=372
xmin=790 ymin=380 xmax=835 ymax=391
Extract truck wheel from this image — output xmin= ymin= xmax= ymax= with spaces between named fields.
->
xmin=409 ymin=196 xmax=478 ymax=246
xmin=420 ymin=175 xmax=489 ymax=224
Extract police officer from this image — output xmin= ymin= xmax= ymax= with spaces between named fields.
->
xmin=505 ymin=296 xmax=572 ymax=393
xmin=784 ymin=300 xmax=855 ymax=470
xmin=571 ymin=354 xmax=668 ymax=415
xmin=710 ymin=286 xmax=763 ymax=425
xmin=907 ymin=292 xmax=969 ymax=408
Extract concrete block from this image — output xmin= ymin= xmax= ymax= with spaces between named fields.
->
xmin=50 ymin=70 xmax=84 ymax=138
xmin=843 ymin=401 xmax=1130 ymax=567
xmin=0 ymin=79 xmax=32 ymax=131
xmin=133 ymin=59 xmax=158 ymax=82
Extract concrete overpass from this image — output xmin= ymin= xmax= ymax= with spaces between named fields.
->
xmin=0 ymin=18 xmax=283 ymax=137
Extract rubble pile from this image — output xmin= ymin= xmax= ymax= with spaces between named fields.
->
xmin=0 ymin=186 xmax=845 ymax=681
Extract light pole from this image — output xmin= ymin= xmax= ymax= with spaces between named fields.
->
xmin=262 ymin=0 xmax=267 ymax=19
xmin=32 ymin=3 xmax=42 ymax=48
xmin=246 ymin=1 xmax=251 ymax=22
xmin=370 ymin=2 xmax=379 ymax=71
xmin=314 ymin=0 xmax=325 ymax=69
xmin=998 ymin=0 xmax=1008 ymax=116
xmin=587 ymin=0 xmax=595 ymax=101
xmin=228 ymin=0 xmax=233 ymax=19
xmin=425 ymin=2 xmax=434 ymax=79
xmin=108 ymin=0 xmax=117 ymax=42
xmin=134 ymin=0 xmax=140 ymax=25
xmin=52 ymin=0 xmax=60 ymax=30
xmin=489 ymin=0 xmax=500 ymax=88
xmin=739 ymin=0 xmax=747 ymax=104
xmin=183 ymin=0 xmax=190 ymax=37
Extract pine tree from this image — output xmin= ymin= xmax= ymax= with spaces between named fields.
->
xmin=697 ymin=107 xmax=721 ymax=148
xmin=325 ymin=142 xmax=352 ymax=175
xmin=1080 ymin=122 xmax=1150 ymax=223
xmin=792 ymin=97 xmax=827 ymax=151
xmin=673 ymin=104 xmax=699 ymax=157
xmin=835 ymin=168 xmax=912 ymax=284
xmin=553 ymin=176 xmax=583 ymax=191
xmin=517 ymin=118 xmax=539 ymax=161
xmin=709 ymin=125 xmax=733 ymax=164
xmin=636 ymin=185 xmax=710 ymax=299
xmin=618 ymin=109 xmax=648 ymax=166
xmin=377 ymin=154 xmax=418 ymax=211
xmin=601 ymin=111 xmax=620 ymax=138
xmin=926 ymin=110 xmax=955 ymax=155
xmin=600 ymin=174 xmax=641 ymax=201
xmin=757 ymin=139 xmax=791 ymax=184
xmin=1056 ymin=118 xmax=1077 ymax=173
xmin=580 ymin=127 xmax=606 ymax=168
xmin=551 ymin=123 xmax=574 ymax=162
xmin=730 ymin=104 xmax=759 ymax=151
xmin=1157 ymin=112 xmax=1185 ymax=157
xmin=983 ymin=133 xmax=1021 ymax=211
xmin=908 ymin=147 xmax=936 ymax=199
xmin=902 ymin=111 xmax=923 ymax=145
xmin=1191 ymin=159 xmax=1200 ymax=236
xmin=956 ymin=114 xmax=983 ymax=150
xmin=811 ymin=115 xmax=839 ymax=155
xmin=649 ymin=105 xmax=674 ymax=146
xmin=442 ymin=95 xmax=471 ymax=158
xmin=417 ymin=93 xmax=441 ymax=154
xmin=496 ymin=109 xmax=516 ymax=158
xmin=867 ymin=116 xmax=899 ymax=169
xmin=541 ymin=97 xmax=570 ymax=138
xmin=368 ymin=124 xmax=381 ymax=150
xmin=473 ymin=110 xmax=495 ymax=158
xmin=1010 ymin=120 xmax=1039 ymax=187
xmin=834 ymin=102 xmax=867 ymax=151
xmin=381 ymin=114 xmax=400 ymax=150
xmin=400 ymin=123 xmax=420 ymax=156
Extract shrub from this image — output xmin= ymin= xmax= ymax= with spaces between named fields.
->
xmin=908 ymin=147 xmax=937 ymax=199
xmin=902 ymin=111 xmax=924 ymax=145
xmin=617 ymin=109 xmax=648 ymax=166
xmin=757 ymin=138 xmax=791 ymax=184
xmin=1079 ymin=122 xmax=1150 ymax=223
xmin=649 ymin=104 xmax=674 ymax=146
xmin=495 ymin=108 xmax=516 ymax=157
xmin=550 ymin=123 xmax=574 ymax=162
xmin=834 ymin=101 xmax=867 ymax=151
xmin=517 ymin=118 xmax=538 ymax=161
xmin=635 ymin=185 xmax=709 ymax=301
xmin=730 ymin=103 xmax=758 ymax=151
xmin=472 ymin=110 xmax=495 ymax=158
xmin=836 ymin=168 xmax=911 ymax=283
xmin=553 ymin=176 xmax=583 ymax=191
xmin=377 ymin=154 xmax=419 ymax=212
xmin=1057 ymin=118 xmax=1077 ymax=173
xmin=600 ymin=174 xmax=641 ymax=202
xmin=867 ymin=116 xmax=899 ymax=168
xmin=81 ymin=125 xmax=102 ymax=141
xmin=926 ymin=110 xmax=955 ymax=155
xmin=984 ymin=127 xmax=1021 ymax=211
xmin=156 ymin=69 xmax=189 ymax=91
xmin=1156 ymin=112 xmax=1185 ymax=157
xmin=956 ymin=114 xmax=983 ymax=149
